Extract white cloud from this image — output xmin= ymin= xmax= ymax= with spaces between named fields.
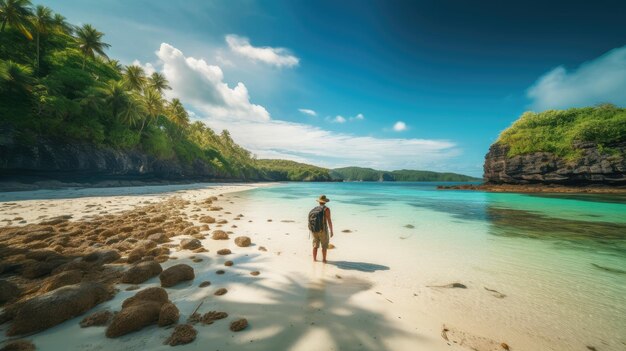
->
xmin=352 ymin=113 xmax=365 ymax=121
xmin=206 ymin=118 xmax=460 ymax=170
xmin=131 ymin=59 xmax=156 ymax=75
xmin=527 ymin=46 xmax=626 ymax=110
xmin=225 ymin=34 xmax=299 ymax=68
xmin=332 ymin=115 xmax=347 ymax=123
xmin=143 ymin=43 xmax=461 ymax=170
xmin=298 ymin=108 xmax=317 ymax=116
xmin=393 ymin=121 xmax=407 ymax=131
xmin=156 ymin=43 xmax=270 ymax=121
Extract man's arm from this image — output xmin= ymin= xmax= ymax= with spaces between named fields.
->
xmin=326 ymin=207 xmax=334 ymax=237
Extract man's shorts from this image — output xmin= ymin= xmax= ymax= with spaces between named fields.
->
xmin=312 ymin=229 xmax=329 ymax=249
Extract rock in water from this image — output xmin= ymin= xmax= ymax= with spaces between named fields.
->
xmin=159 ymin=264 xmax=195 ymax=287
xmin=234 ymin=236 xmax=251 ymax=247
xmin=0 ymin=340 xmax=36 ymax=351
xmin=211 ymin=230 xmax=229 ymax=240
xmin=224 ymin=261 xmax=234 ymax=267
xmin=217 ymin=249 xmax=231 ymax=255
xmin=8 ymin=282 xmax=114 ymax=336
xmin=158 ymin=302 xmax=179 ymax=326
xmin=80 ymin=310 xmax=114 ymax=328
xmin=179 ymin=238 xmax=202 ymax=250
xmin=229 ymin=318 xmax=248 ymax=332
xmin=165 ymin=324 xmax=197 ymax=346
xmin=121 ymin=261 xmax=163 ymax=284
xmin=214 ymin=288 xmax=228 ymax=296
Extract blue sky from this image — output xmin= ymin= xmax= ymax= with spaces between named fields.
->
xmin=46 ymin=0 xmax=626 ymax=176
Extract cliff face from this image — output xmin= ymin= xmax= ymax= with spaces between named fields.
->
xmin=0 ymin=138 xmax=234 ymax=183
xmin=483 ymin=142 xmax=626 ymax=185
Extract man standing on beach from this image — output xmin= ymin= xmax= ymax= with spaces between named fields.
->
xmin=309 ymin=195 xmax=334 ymax=263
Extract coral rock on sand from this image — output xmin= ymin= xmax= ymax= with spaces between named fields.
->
xmin=234 ymin=236 xmax=251 ymax=247
xmin=41 ymin=270 xmax=82 ymax=293
xmin=217 ymin=219 xmax=228 ymax=224
xmin=258 ymin=246 xmax=267 ymax=252
xmin=217 ymin=249 xmax=231 ymax=255
xmin=158 ymin=302 xmax=180 ymax=327
xmin=159 ymin=264 xmax=195 ymax=287
xmin=8 ymin=282 xmax=115 ymax=336
xmin=0 ymin=340 xmax=36 ymax=351
xmin=83 ymin=249 xmax=121 ymax=264
xmin=224 ymin=261 xmax=233 ymax=267
xmin=20 ymin=260 xmax=63 ymax=279
xmin=106 ymin=287 xmax=172 ymax=338
xmin=179 ymin=238 xmax=202 ymax=250
xmin=201 ymin=311 xmax=228 ymax=324
xmin=214 ymin=288 xmax=228 ymax=296
xmin=122 ymin=287 xmax=168 ymax=308
xmin=147 ymin=233 xmax=169 ymax=244
xmin=80 ymin=310 xmax=114 ymax=328
xmin=250 ymin=271 xmax=260 ymax=276
xmin=211 ymin=230 xmax=229 ymax=240
xmin=121 ymin=261 xmax=163 ymax=284
xmin=0 ymin=280 xmax=21 ymax=304
xmin=165 ymin=324 xmax=197 ymax=346
xmin=199 ymin=215 xmax=216 ymax=224
xmin=230 ymin=318 xmax=248 ymax=332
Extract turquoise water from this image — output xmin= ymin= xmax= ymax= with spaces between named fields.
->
xmin=237 ymin=182 xmax=626 ymax=350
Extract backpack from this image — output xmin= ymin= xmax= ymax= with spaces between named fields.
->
xmin=308 ymin=205 xmax=326 ymax=232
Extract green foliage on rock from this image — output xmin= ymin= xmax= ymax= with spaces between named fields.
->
xmin=497 ymin=105 xmax=626 ymax=159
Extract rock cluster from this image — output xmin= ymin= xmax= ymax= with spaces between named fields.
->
xmin=483 ymin=142 xmax=626 ymax=185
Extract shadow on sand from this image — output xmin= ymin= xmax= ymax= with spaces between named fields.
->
xmin=326 ymin=260 xmax=390 ymax=272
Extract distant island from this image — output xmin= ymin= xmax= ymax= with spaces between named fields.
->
xmin=329 ymin=167 xmax=480 ymax=182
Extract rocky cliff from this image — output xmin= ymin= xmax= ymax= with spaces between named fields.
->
xmin=0 ymin=137 xmax=237 ymax=184
xmin=483 ymin=142 xmax=626 ymax=185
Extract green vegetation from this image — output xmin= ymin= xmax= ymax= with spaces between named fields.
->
xmin=330 ymin=167 xmax=479 ymax=182
xmin=497 ymin=105 xmax=626 ymax=159
xmin=0 ymin=1 xmax=321 ymax=181
xmin=255 ymin=159 xmax=332 ymax=181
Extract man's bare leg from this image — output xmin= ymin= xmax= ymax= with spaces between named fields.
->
xmin=313 ymin=247 xmax=318 ymax=261
xmin=322 ymin=248 xmax=327 ymax=263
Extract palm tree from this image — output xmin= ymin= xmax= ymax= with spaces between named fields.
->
xmin=108 ymin=59 xmax=123 ymax=74
xmin=148 ymin=72 xmax=170 ymax=94
xmin=138 ymin=87 xmax=164 ymax=133
xmin=167 ymin=98 xmax=190 ymax=127
xmin=30 ymin=5 xmax=53 ymax=71
xmin=0 ymin=0 xmax=33 ymax=39
xmin=0 ymin=59 xmax=34 ymax=91
xmin=52 ymin=13 xmax=72 ymax=34
xmin=99 ymin=80 xmax=143 ymax=126
xmin=74 ymin=24 xmax=110 ymax=69
xmin=122 ymin=65 xmax=147 ymax=91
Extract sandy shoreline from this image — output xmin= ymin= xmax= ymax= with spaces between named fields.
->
xmin=0 ymin=182 xmax=584 ymax=351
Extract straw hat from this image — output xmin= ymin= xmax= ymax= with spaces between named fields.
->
xmin=317 ymin=195 xmax=330 ymax=204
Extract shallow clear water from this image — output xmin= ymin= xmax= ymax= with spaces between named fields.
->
xmin=237 ymin=182 xmax=626 ymax=350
